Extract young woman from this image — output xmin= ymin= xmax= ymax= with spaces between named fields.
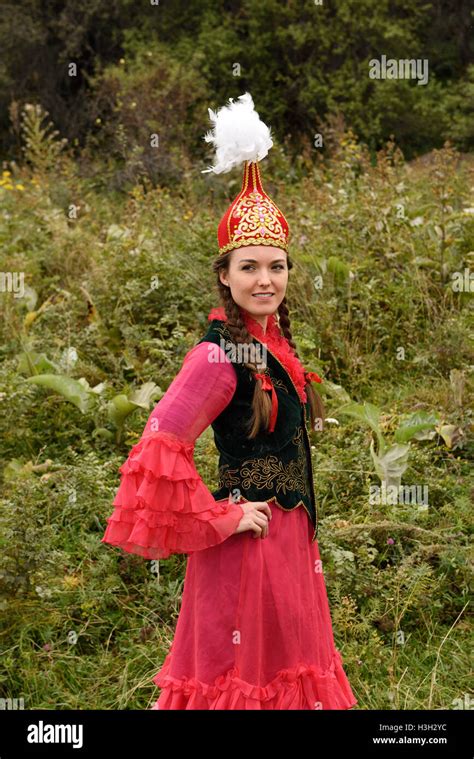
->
xmin=101 ymin=94 xmax=358 ymax=710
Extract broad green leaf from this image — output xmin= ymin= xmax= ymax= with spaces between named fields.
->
xmin=92 ymin=428 xmax=115 ymax=441
xmin=394 ymin=411 xmax=440 ymax=443
xmin=370 ymin=439 xmax=410 ymax=488
xmin=107 ymin=394 xmax=137 ymax=427
xmin=337 ymin=402 xmax=385 ymax=453
xmin=321 ymin=380 xmax=351 ymax=404
xmin=88 ymin=382 xmax=106 ymax=394
xmin=435 ymin=424 xmax=464 ymax=449
xmin=18 ymin=351 xmax=59 ymax=376
xmin=24 ymin=374 xmax=95 ymax=413
xmin=128 ymin=382 xmax=162 ymax=408
xmin=107 ymin=382 xmax=162 ymax=427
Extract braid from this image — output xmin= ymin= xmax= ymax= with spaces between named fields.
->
xmin=276 ymin=297 xmax=299 ymax=354
xmin=219 ymin=278 xmax=273 ymax=438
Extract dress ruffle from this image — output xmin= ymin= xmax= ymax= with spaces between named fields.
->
xmin=101 ymin=430 xmax=243 ymax=560
xmin=151 ymin=647 xmax=357 ymax=710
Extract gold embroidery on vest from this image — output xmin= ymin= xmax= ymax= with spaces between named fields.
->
xmin=271 ymin=376 xmax=289 ymax=394
xmin=218 ymin=426 xmax=308 ymax=496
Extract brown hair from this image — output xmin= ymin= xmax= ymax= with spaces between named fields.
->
xmin=211 ymin=250 xmax=325 ymax=439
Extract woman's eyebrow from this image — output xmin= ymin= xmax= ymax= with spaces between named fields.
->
xmin=238 ymin=258 xmax=286 ymax=263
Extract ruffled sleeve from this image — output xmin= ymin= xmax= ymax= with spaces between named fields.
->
xmin=101 ymin=342 xmax=244 ymax=559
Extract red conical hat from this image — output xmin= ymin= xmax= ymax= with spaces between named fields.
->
xmin=202 ymin=93 xmax=290 ymax=255
xmin=217 ymin=160 xmax=289 ymax=254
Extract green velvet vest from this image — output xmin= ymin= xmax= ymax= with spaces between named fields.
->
xmin=197 ymin=318 xmax=318 ymax=542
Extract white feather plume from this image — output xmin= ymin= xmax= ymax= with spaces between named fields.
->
xmin=201 ymin=92 xmax=273 ymax=174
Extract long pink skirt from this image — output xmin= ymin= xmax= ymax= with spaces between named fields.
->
xmin=151 ymin=501 xmax=358 ymax=710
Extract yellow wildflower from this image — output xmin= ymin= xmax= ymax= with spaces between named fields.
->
xmin=62 ymin=574 xmax=81 ymax=589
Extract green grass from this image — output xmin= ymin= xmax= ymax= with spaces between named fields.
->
xmin=0 ymin=132 xmax=472 ymax=709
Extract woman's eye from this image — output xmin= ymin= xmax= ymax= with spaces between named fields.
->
xmin=241 ymin=265 xmax=285 ymax=271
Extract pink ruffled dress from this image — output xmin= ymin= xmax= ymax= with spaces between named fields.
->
xmin=101 ymin=308 xmax=358 ymax=710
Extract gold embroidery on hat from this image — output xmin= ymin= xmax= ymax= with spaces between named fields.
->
xmin=221 ymin=161 xmax=289 ymax=253
xmin=233 ymin=193 xmax=285 ymax=245
xmin=226 ymin=161 xmax=250 ymax=243
xmin=219 ymin=237 xmax=288 ymax=254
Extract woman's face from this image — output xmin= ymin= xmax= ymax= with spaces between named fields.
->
xmin=219 ymin=246 xmax=289 ymax=326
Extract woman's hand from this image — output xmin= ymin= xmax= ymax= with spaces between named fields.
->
xmin=231 ymin=497 xmax=272 ymax=539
